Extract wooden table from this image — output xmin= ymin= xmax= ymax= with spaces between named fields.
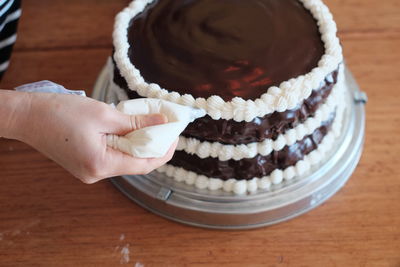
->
xmin=1 ymin=0 xmax=399 ymax=266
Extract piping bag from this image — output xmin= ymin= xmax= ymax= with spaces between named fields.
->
xmin=107 ymin=98 xmax=205 ymax=158
xmin=15 ymin=81 xmax=206 ymax=158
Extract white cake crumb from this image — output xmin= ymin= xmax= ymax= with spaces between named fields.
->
xmin=119 ymin=234 xmax=125 ymax=241
xmin=120 ymin=244 xmax=130 ymax=264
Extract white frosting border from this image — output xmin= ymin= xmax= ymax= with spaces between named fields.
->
xmin=157 ymin=100 xmax=346 ymax=195
xmin=113 ymin=0 xmax=343 ymax=122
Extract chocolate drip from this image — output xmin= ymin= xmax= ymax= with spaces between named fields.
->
xmin=127 ymin=0 xmax=325 ymax=101
xmin=169 ymin=114 xmax=335 ymax=180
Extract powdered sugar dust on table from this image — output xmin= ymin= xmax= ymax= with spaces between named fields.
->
xmin=92 ymin=64 xmax=367 ymax=229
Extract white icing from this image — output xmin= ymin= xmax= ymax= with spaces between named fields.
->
xmin=247 ymin=179 xmax=259 ymax=194
xmin=185 ymin=172 xmax=196 ymax=185
xmin=271 ymin=170 xmax=284 ymax=185
xmin=195 ymin=175 xmax=209 ymax=190
xmin=233 ymin=181 xmax=248 ymax=195
xmin=208 ymin=178 xmax=223 ymax=191
xmin=156 ymin=100 xmax=346 ymax=195
xmin=113 ymin=0 xmax=343 ymax=122
xmin=258 ymin=177 xmax=272 ymax=190
xmin=283 ymin=167 xmax=296 ymax=181
xmin=223 ymin=179 xmax=236 ymax=192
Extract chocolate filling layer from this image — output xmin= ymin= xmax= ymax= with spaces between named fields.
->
xmin=127 ymin=0 xmax=325 ymax=101
xmin=168 ymin=113 xmax=335 ymax=180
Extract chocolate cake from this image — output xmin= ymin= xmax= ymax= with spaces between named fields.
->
xmin=111 ymin=0 xmax=345 ymax=194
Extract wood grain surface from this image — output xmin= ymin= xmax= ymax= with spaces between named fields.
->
xmin=1 ymin=0 xmax=399 ymax=266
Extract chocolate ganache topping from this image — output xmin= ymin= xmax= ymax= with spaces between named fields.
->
xmin=128 ymin=0 xmax=325 ymax=101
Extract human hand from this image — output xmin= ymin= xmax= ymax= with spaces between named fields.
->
xmin=4 ymin=91 xmax=177 ymax=184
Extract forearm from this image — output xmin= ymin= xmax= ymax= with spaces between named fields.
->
xmin=0 ymin=89 xmax=31 ymax=141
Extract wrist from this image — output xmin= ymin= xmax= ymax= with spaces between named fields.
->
xmin=0 ymin=90 xmax=33 ymax=141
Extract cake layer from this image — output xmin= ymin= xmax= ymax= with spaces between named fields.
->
xmin=113 ymin=0 xmax=343 ymax=122
xmin=113 ymin=62 xmax=338 ymax=144
xmin=169 ymin=114 xmax=335 ymax=181
xmin=127 ymin=0 xmax=325 ymax=101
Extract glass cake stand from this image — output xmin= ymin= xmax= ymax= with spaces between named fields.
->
xmin=92 ymin=63 xmax=367 ymax=229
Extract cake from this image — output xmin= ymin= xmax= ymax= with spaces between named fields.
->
xmin=110 ymin=0 xmax=345 ymax=194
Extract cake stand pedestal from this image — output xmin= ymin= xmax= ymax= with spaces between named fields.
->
xmin=92 ymin=64 xmax=367 ymax=229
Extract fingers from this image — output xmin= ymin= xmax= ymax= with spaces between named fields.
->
xmin=104 ymin=138 xmax=178 ymax=178
xmin=76 ymin=139 xmax=178 ymax=184
xmin=108 ymin=111 xmax=168 ymax=136
xmin=130 ymin=113 xmax=167 ymax=131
